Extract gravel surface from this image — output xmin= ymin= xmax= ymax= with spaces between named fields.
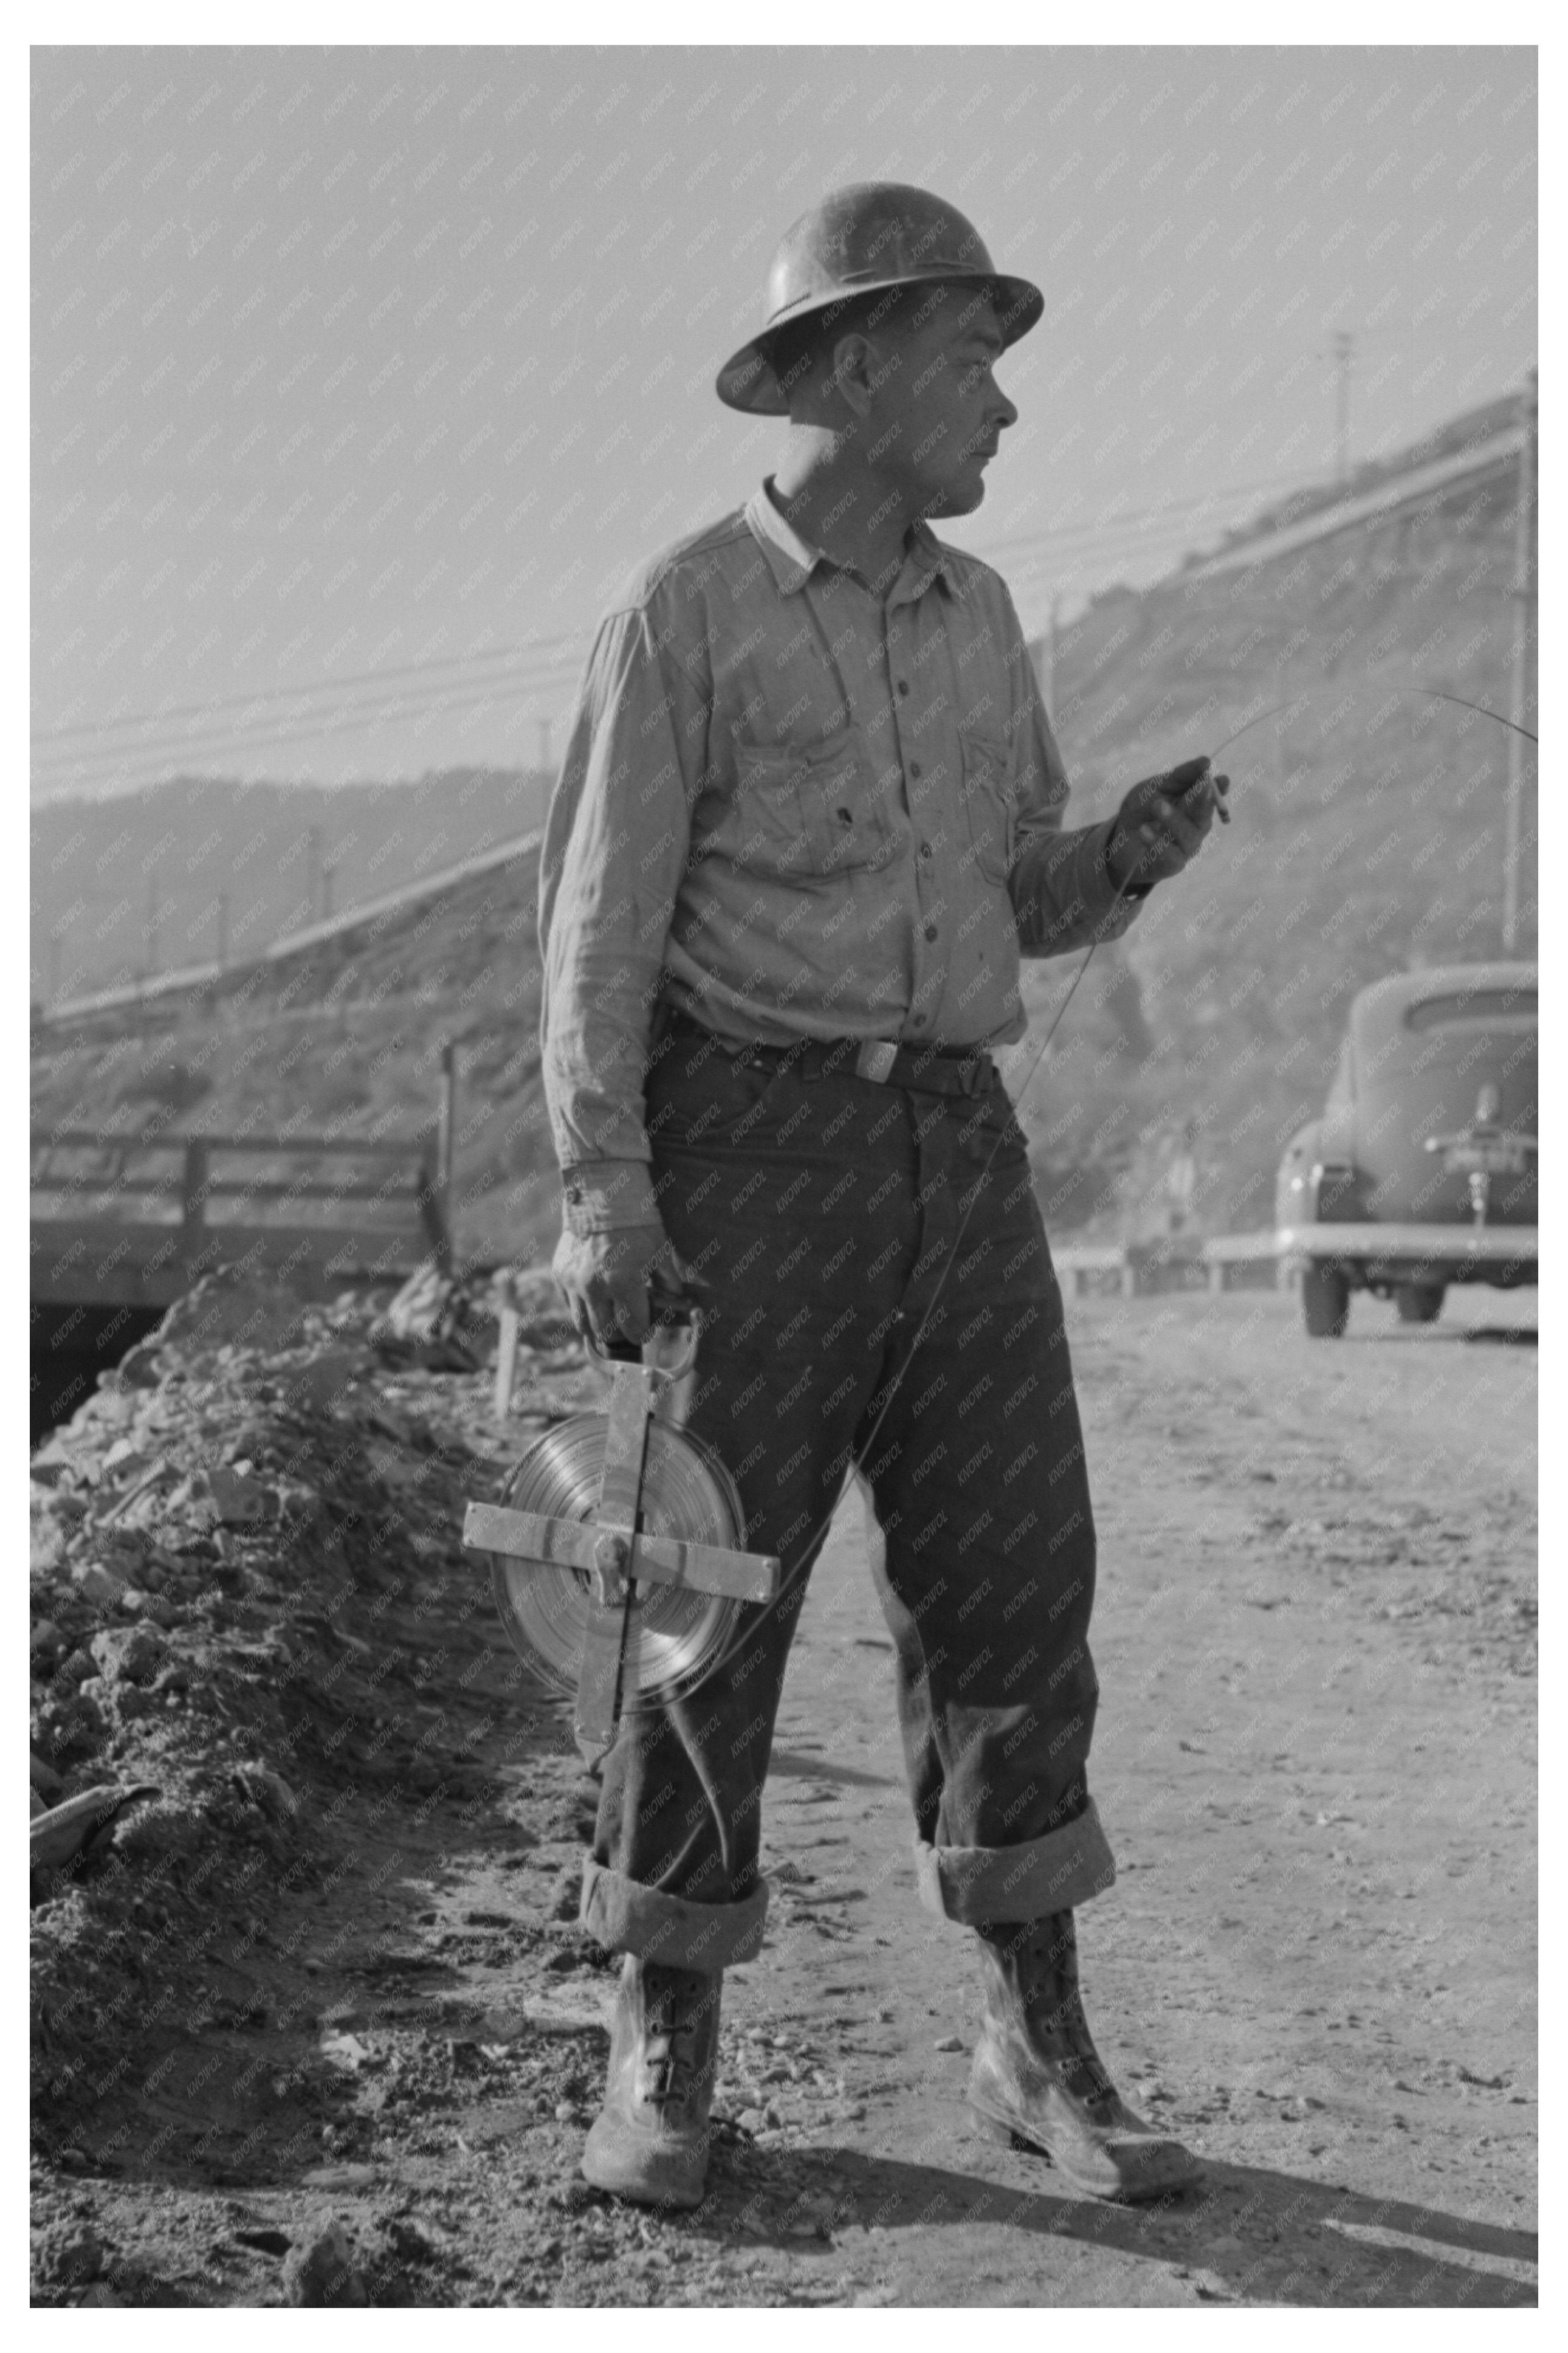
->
xmin=30 ymin=1273 xmax=1536 ymax=2306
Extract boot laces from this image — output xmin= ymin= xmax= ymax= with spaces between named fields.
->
xmin=639 ymin=1974 xmax=706 ymax=2111
xmin=1013 ymin=1925 xmax=1119 ymax=2112
xmin=1047 ymin=1985 xmax=1119 ymax=2112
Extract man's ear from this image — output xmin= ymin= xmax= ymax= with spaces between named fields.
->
xmin=827 ymin=330 xmax=882 ymax=421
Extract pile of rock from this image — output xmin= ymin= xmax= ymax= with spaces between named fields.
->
xmin=366 ymin=1263 xmax=576 ymax=1374
xmin=29 ymin=1260 xmax=583 ymax=2162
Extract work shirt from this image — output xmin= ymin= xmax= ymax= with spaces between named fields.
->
xmin=539 ymin=481 xmax=1140 ymax=1230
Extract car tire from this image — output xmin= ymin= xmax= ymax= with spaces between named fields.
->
xmin=1302 ymin=1264 xmax=1350 ymax=1338
xmin=1394 ymin=1283 xmax=1445 ymax=1324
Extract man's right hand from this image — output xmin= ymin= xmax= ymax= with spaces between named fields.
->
xmin=552 ymin=1221 xmax=698 ymax=1352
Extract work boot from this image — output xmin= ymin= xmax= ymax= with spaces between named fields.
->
xmin=580 ymin=1955 xmax=723 ymax=2210
xmin=968 ymin=1910 xmax=1203 ymax=2202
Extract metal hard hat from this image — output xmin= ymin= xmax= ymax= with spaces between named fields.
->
xmin=717 ymin=181 xmax=1044 ymax=415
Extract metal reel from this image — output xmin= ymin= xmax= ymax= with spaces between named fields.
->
xmin=486 ymin=1411 xmax=749 ymax=1706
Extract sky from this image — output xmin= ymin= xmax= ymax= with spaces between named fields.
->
xmin=30 ymin=43 xmax=1537 ymax=802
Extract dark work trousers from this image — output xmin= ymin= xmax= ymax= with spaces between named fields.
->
xmin=579 ymin=1024 xmax=1117 ymax=1974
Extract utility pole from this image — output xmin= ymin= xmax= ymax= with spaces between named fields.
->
xmin=1502 ymin=369 xmax=1537 ymax=955
xmin=145 ymin=874 xmax=161 ymax=978
xmin=306 ymin=823 xmax=324 ymax=923
xmin=216 ymin=892 xmax=229 ymax=970
xmin=1330 ymin=329 xmax=1355 ymax=485
xmin=321 ymin=864 xmax=335 ymax=922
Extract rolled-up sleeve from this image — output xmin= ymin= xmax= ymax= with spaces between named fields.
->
xmin=1000 ymin=588 xmax=1141 ymax=958
xmin=538 ymin=601 xmax=709 ymax=1207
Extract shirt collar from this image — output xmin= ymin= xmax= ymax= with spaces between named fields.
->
xmin=744 ymin=481 xmax=819 ymax=591
xmin=900 ymin=517 xmax=958 ymax=604
xmin=744 ymin=480 xmax=956 ymax=602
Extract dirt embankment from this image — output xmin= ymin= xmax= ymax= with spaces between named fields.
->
xmin=30 ymin=1275 xmax=1535 ymax=2307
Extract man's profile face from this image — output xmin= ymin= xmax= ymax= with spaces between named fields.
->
xmin=850 ymin=289 xmax=1019 ymax=518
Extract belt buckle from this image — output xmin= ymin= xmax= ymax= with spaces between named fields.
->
xmin=854 ymin=1040 xmax=899 ymax=1084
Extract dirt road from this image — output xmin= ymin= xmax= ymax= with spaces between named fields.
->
xmin=32 ymin=1282 xmax=1535 ymax=2306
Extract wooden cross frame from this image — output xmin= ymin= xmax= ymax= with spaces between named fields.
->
xmin=462 ymin=1345 xmax=781 ymax=1765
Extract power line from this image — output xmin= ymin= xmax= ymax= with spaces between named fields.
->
xmin=31 ymin=630 xmax=586 ymax=748
xmin=974 ymin=467 xmax=1319 ymax=557
xmin=36 ymin=444 xmax=1496 ymax=796
xmin=32 ymin=669 xmax=581 ymax=797
xmin=32 ymin=656 xmax=582 ymax=787
xmin=47 ymin=517 xmax=1229 ymax=787
xmin=35 ymin=460 xmax=1355 ymax=785
xmin=38 ymin=462 xmax=1326 ymax=768
xmin=976 ymin=424 xmax=1511 ymax=568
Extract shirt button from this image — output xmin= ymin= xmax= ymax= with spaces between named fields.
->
xmin=912 ymin=1013 xmax=927 ymax=1026
xmin=910 ymin=762 xmax=922 ymax=780
xmin=924 ymin=923 xmax=939 ymax=942
xmin=896 ymin=679 xmax=910 ymax=697
xmin=919 ymin=841 xmax=932 ymax=860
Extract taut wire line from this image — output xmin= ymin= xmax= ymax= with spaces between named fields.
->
xmin=642 ymin=679 xmax=1536 ymax=1669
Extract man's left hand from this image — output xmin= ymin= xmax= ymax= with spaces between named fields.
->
xmin=1106 ymin=756 xmax=1230 ymax=894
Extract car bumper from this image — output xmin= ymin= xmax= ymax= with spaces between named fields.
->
xmin=1276 ymin=1221 xmax=1538 ymax=1275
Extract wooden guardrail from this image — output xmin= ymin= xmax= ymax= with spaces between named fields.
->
xmin=30 ymin=1125 xmax=452 ymax=1310
xmin=1053 ymin=1233 xmax=1284 ymax=1298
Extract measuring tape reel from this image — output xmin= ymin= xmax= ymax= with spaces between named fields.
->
xmin=462 ymin=1317 xmax=781 ymax=1765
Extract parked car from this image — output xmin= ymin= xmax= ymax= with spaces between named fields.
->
xmin=1276 ymin=962 xmax=1536 ymax=1336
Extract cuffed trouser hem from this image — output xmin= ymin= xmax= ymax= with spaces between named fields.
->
xmin=580 ymin=1855 xmax=769 ymax=1970
xmin=913 ymin=1798 xmax=1116 ymax=1926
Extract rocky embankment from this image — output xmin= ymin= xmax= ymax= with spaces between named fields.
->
xmin=30 ymin=1267 xmax=864 ymax=2309
xmin=29 ymin=1267 xmax=573 ymax=2301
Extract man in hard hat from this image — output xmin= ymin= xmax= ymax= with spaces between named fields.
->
xmin=540 ymin=183 xmax=1224 ymax=2210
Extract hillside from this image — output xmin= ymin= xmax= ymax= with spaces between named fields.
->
xmin=1006 ymin=393 xmax=1535 ymax=1235
xmin=1197 ymin=389 xmax=1521 ymax=556
xmin=29 ymin=839 xmax=558 ymax=1272
xmin=30 ymin=768 xmax=551 ymax=1008
xmin=31 ymin=396 xmax=1535 ymax=1256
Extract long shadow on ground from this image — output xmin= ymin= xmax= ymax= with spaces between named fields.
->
xmin=690 ymin=2139 xmax=1538 ymax=2307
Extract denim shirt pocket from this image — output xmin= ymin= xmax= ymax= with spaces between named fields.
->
xmin=707 ymin=725 xmax=895 ymax=880
xmin=958 ymin=728 xmax=1017 ymax=887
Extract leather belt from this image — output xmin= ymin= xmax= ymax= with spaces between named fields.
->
xmin=662 ymin=1008 xmax=999 ymax=1100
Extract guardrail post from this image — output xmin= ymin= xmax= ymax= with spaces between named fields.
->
xmin=494 ymin=1301 xmax=521 ymax=1423
xmin=181 ymin=1138 xmax=209 ymax=1257
xmin=435 ymin=1041 xmax=458 ymax=1273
